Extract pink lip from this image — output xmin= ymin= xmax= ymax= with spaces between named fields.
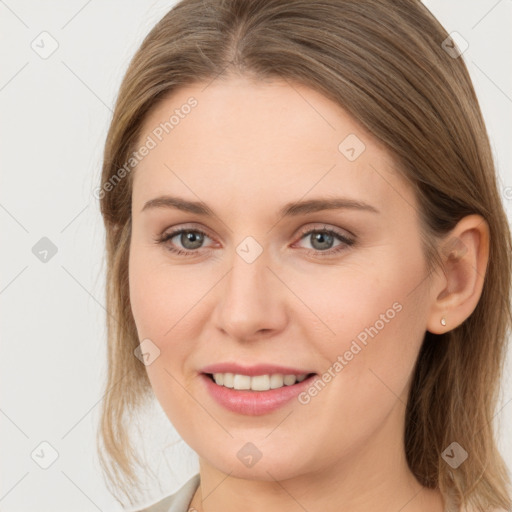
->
xmin=200 ymin=362 xmax=313 ymax=376
xmin=199 ymin=365 xmax=317 ymax=416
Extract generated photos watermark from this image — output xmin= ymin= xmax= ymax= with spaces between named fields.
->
xmin=93 ymin=96 xmax=198 ymax=200
xmin=298 ymin=301 xmax=403 ymax=405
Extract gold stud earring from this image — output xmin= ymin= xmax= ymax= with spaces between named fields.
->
xmin=440 ymin=317 xmax=447 ymax=326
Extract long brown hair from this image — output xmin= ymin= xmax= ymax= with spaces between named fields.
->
xmin=96 ymin=0 xmax=512 ymax=509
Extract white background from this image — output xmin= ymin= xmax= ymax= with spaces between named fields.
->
xmin=1 ymin=1 xmax=511 ymax=510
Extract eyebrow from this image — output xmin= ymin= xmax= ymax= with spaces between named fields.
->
xmin=141 ymin=195 xmax=379 ymax=216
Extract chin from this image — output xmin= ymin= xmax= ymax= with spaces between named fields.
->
xmin=199 ymin=443 xmax=316 ymax=482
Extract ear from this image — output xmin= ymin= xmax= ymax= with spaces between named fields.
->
xmin=426 ymin=214 xmax=490 ymax=334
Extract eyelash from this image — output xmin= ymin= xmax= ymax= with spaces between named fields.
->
xmin=154 ymin=224 xmax=355 ymax=258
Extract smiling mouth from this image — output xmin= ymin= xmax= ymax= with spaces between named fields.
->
xmin=205 ymin=372 xmax=317 ymax=391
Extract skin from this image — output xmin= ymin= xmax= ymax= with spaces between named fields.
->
xmin=128 ymin=76 xmax=489 ymax=512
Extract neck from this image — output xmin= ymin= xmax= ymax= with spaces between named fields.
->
xmin=189 ymin=408 xmax=445 ymax=512
xmin=191 ymin=464 xmax=444 ymax=512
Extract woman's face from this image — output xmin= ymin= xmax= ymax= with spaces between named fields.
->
xmin=129 ymin=76 xmax=435 ymax=481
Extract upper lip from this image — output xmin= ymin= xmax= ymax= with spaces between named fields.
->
xmin=201 ymin=363 xmax=316 ymax=376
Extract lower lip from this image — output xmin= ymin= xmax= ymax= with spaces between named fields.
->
xmin=200 ymin=373 xmax=317 ymax=416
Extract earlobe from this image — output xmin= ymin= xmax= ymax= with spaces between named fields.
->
xmin=426 ymin=215 xmax=490 ymax=335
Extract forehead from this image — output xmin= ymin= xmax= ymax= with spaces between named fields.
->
xmin=131 ymin=77 xmax=414 ymax=218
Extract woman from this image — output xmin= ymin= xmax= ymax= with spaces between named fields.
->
xmin=96 ymin=1 xmax=512 ymax=511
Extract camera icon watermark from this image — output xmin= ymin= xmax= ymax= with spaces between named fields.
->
xmin=338 ymin=134 xmax=366 ymax=162
xmin=236 ymin=442 xmax=262 ymax=468
xmin=31 ymin=31 xmax=59 ymax=59
xmin=32 ymin=237 xmax=58 ymax=263
xmin=31 ymin=441 xmax=59 ymax=469
xmin=134 ymin=338 xmax=161 ymax=366
xmin=236 ymin=236 xmax=263 ymax=264
xmin=441 ymin=441 xmax=468 ymax=469
xmin=441 ymin=32 xmax=469 ymax=59
xmin=440 ymin=236 xmax=468 ymax=261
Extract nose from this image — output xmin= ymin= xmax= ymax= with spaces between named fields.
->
xmin=211 ymin=248 xmax=288 ymax=342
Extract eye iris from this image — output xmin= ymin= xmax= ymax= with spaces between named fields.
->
xmin=311 ymin=232 xmax=334 ymax=250
xmin=181 ymin=231 xmax=204 ymax=250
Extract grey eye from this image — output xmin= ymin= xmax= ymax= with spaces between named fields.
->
xmin=308 ymin=231 xmax=336 ymax=251
xmin=178 ymin=231 xmax=205 ymax=250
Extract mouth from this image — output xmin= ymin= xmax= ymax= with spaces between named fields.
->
xmin=204 ymin=372 xmax=317 ymax=391
xmin=200 ymin=371 xmax=318 ymax=415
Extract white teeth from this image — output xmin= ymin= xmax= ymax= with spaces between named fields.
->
xmin=283 ymin=375 xmax=297 ymax=386
xmin=251 ymin=375 xmax=270 ymax=391
xmin=233 ymin=374 xmax=251 ymax=390
xmin=269 ymin=374 xmax=284 ymax=389
xmin=211 ymin=373 xmax=308 ymax=391
xmin=222 ymin=373 xmax=234 ymax=388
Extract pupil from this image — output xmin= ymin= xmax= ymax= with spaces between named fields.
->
xmin=182 ymin=231 xmax=203 ymax=249
xmin=179 ymin=231 xmax=334 ymax=251
xmin=312 ymin=232 xmax=333 ymax=250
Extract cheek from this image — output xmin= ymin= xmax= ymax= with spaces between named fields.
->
xmin=338 ymin=296 xmax=425 ymax=395
xmin=293 ymin=253 xmax=423 ymax=345
xmin=286 ymin=253 xmax=428 ymax=453
xmin=128 ymin=254 xmax=168 ymax=342
xmin=294 ymin=243 xmax=428 ymax=392
xmin=128 ymin=247 xmax=202 ymax=426
xmin=129 ymin=245 xmax=199 ymax=340
xmin=128 ymin=244 xmax=215 ymax=388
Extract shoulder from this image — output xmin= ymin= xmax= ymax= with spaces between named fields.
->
xmin=135 ymin=473 xmax=200 ymax=512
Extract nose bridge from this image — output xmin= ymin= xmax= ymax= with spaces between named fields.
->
xmin=213 ymin=240 xmax=285 ymax=339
